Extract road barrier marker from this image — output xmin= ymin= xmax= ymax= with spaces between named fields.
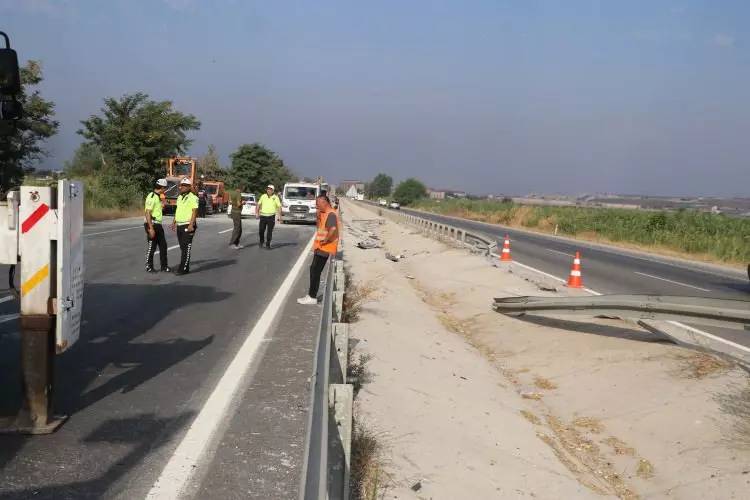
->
xmin=20 ymin=264 xmax=49 ymax=297
xmin=566 ymin=251 xmax=584 ymax=288
xmin=146 ymin=232 xmax=316 ymax=499
xmin=500 ymin=234 xmax=512 ymax=262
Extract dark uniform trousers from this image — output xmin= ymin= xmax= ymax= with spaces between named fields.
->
xmin=144 ymin=223 xmax=168 ymax=270
xmin=176 ymin=224 xmax=196 ymax=272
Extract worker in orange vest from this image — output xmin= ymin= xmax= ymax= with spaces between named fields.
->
xmin=298 ymin=194 xmax=339 ymax=305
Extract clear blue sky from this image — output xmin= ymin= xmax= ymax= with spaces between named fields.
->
xmin=3 ymin=0 xmax=748 ymax=196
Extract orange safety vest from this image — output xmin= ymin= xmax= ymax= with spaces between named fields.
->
xmin=313 ymin=208 xmax=339 ymax=255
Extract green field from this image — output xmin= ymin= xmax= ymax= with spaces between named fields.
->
xmin=413 ymin=199 xmax=750 ymax=265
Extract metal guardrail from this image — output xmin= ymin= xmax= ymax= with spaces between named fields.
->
xmin=493 ymin=295 xmax=750 ymax=330
xmin=367 ymin=202 xmax=498 ymax=256
xmin=300 ymin=228 xmax=353 ymax=500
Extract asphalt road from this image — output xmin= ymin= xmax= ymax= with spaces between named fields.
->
xmin=391 ymin=205 xmax=750 ymax=346
xmin=0 ymin=214 xmax=320 ymax=499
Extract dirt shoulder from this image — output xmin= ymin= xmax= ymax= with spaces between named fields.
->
xmin=341 ymin=199 xmax=750 ymax=499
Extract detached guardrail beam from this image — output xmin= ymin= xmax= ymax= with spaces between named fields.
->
xmin=493 ymin=295 xmax=750 ymax=330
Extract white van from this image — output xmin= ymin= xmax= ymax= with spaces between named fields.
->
xmin=281 ymin=182 xmax=320 ymax=223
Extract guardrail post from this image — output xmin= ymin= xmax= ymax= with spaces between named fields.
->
xmin=331 ymin=323 xmax=349 ymax=384
xmin=328 ymin=384 xmax=353 ymax=500
xmin=333 ymin=291 xmax=344 ymax=322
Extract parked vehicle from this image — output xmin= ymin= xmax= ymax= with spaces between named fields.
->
xmin=281 ymin=182 xmax=320 ymax=223
xmin=204 ymin=181 xmax=229 ymax=212
xmin=228 ymin=193 xmax=257 ymax=218
xmin=378 ymin=199 xmax=388 ymax=206
xmin=389 ymin=201 xmax=401 ymax=210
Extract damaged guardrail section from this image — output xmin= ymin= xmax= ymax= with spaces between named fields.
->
xmin=300 ymin=224 xmax=353 ymax=500
xmin=492 ymin=295 xmax=750 ymax=331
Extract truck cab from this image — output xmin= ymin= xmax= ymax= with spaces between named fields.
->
xmin=203 ymin=181 xmax=228 ymax=212
xmin=281 ymin=182 xmax=320 ymax=224
xmin=164 ymin=157 xmax=197 ymax=213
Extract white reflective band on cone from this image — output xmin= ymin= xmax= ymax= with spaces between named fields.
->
xmin=570 ymin=270 xmax=581 ymax=276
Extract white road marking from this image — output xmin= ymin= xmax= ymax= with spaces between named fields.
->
xmin=633 ymin=271 xmax=711 ymax=292
xmin=0 ymin=313 xmax=20 ymax=324
xmin=146 ymin=232 xmax=316 ymax=499
xmin=217 ymin=228 xmax=233 ymax=234
xmin=155 ymin=245 xmax=180 ymax=256
xmin=546 ymin=248 xmax=572 ymax=257
xmin=85 ymin=226 xmax=142 ymax=237
xmin=0 ymin=295 xmax=15 ymax=304
xmin=667 ymin=320 xmax=750 ymax=354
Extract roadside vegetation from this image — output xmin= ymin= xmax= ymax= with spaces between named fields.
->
xmin=3 ymin=62 xmax=295 ymax=221
xmin=412 ymin=198 xmax=750 ymax=266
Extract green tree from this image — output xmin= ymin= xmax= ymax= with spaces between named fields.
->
xmin=368 ymin=173 xmax=393 ymax=198
xmin=393 ymin=178 xmax=427 ymax=206
xmin=78 ymin=92 xmax=200 ymax=192
xmin=0 ymin=61 xmax=59 ymax=193
xmin=228 ymin=143 xmax=294 ymax=194
xmin=64 ymin=142 xmax=106 ymax=177
xmin=198 ymin=144 xmax=227 ymax=181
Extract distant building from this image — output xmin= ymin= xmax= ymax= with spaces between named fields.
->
xmin=428 ymin=189 xmax=445 ymax=200
xmin=447 ymin=191 xmax=467 ymax=199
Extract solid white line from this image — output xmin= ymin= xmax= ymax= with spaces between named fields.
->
xmin=667 ymin=320 xmax=750 ymax=354
xmin=217 ymin=228 xmax=233 ymax=234
xmin=0 ymin=295 xmax=15 ymax=304
xmin=0 ymin=313 xmax=20 ymax=324
xmin=85 ymin=226 xmax=142 ymax=237
xmin=546 ymin=248 xmax=572 ymax=257
xmin=633 ymin=272 xmax=711 ymax=292
xmin=155 ymin=245 xmax=180 ymax=256
xmin=145 ymin=233 xmax=315 ymax=499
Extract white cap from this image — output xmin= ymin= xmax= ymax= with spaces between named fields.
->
xmin=156 ymin=178 xmax=168 ymax=187
xmin=267 ymin=184 xmax=274 ymax=190
xmin=180 ymin=178 xmax=193 ymax=186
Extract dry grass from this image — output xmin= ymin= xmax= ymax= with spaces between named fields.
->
xmin=84 ymin=206 xmax=142 ymax=221
xmin=343 ymin=270 xmax=380 ymax=323
xmin=350 ymin=417 xmax=392 ymax=500
xmin=572 ymin=417 xmax=604 ymax=434
xmin=521 ymin=392 xmax=544 ymax=401
xmin=534 ymin=376 xmax=558 ymax=390
xmin=521 ymin=410 xmax=541 ymax=425
xmin=636 ymin=459 xmax=655 ymax=479
xmin=348 ymin=350 xmax=374 ymax=398
xmin=673 ymin=352 xmax=733 ymax=379
xmin=716 ymin=381 xmax=750 ymax=449
xmin=540 ymin=415 xmax=639 ymax=499
xmin=603 ymin=436 xmax=636 ymax=456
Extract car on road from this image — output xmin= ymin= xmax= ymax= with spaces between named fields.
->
xmin=228 ymin=193 xmax=256 ymax=218
xmin=389 ymin=201 xmax=401 ymax=210
xmin=378 ymin=199 xmax=388 ymax=206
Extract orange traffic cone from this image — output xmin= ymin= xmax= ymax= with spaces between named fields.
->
xmin=567 ymin=251 xmax=583 ymax=288
xmin=500 ymin=234 xmax=512 ymax=262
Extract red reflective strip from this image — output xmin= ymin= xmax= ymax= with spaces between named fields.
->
xmin=21 ymin=204 xmax=50 ymax=234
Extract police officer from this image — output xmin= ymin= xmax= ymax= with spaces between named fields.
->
xmin=256 ymin=184 xmax=282 ymax=249
xmin=145 ymin=178 xmax=171 ymax=273
xmin=171 ymin=178 xmax=199 ymax=275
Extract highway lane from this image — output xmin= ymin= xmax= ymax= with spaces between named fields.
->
xmin=0 ymin=214 xmax=318 ymax=499
xmin=388 ymin=205 xmax=750 ymax=347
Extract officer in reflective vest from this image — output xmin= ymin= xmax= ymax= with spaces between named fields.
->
xmin=144 ymin=178 xmax=171 ymax=273
xmin=171 ymin=177 xmax=199 ymax=275
xmin=298 ymin=194 xmax=339 ymax=305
